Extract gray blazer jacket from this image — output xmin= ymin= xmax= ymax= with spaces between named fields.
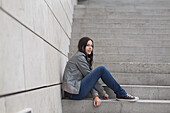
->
xmin=62 ymin=52 xmax=106 ymax=97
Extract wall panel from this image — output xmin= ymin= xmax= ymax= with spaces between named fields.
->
xmin=5 ymin=93 xmax=27 ymax=113
xmin=60 ymin=0 xmax=73 ymax=24
xmin=1 ymin=0 xmax=34 ymax=31
xmin=47 ymin=9 xmax=70 ymax=56
xmin=32 ymin=0 xmax=49 ymax=41
xmin=1 ymin=0 xmax=69 ymax=54
xmin=45 ymin=43 xmax=68 ymax=85
xmin=0 ymin=10 xmax=25 ymax=95
xmin=5 ymin=85 xmax=62 ymax=113
xmin=0 ymin=0 xmax=2 ymax=7
xmin=45 ymin=0 xmax=71 ymax=38
xmin=22 ymin=27 xmax=46 ymax=90
xmin=0 ymin=98 xmax=5 ymax=113
xmin=69 ymin=0 xmax=75 ymax=16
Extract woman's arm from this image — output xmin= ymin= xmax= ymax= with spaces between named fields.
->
xmin=94 ymin=81 xmax=109 ymax=99
xmin=94 ymin=81 xmax=106 ymax=95
xmin=76 ymin=55 xmax=91 ymax=76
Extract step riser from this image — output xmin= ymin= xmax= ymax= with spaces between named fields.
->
xmin=71 ymin=33 xmax=170 ymax=40
xmin=86 ymin=85 xmax=170 ymax=100
xmin=74 ymin=9 xmax=170 ymax=15
xmin=76 ymin=5 xmax=170 ymax=9
xmin=94 ymin=63 xmax=170 ymax=74
xmin=72 ymin=28 xmax=170 ymax=34
xmin=94 ymin=55 xmax=170 ymax=63
xmin=70 ymin=39 xmax=170 ymax=47
xmin=62 ymin=100 xmax=170 ymax=113
xmin=76 ymin=4 xmax=170 ymax=8
xmin=74 ymin=15 xmax=170 ymax=20
xmin=68 ymin=53 xmax=170 ymax=63
xmin=85 ymin=0 xmax=170 ymax=7
xmin=74 ymin=12 xmax=170 ymax=17
xmin=70 ymin=46 xmax=170 ymax=55
xmin=69 ymin=52 xmax=170 ymax=63
xmin=99 ymin=73 xmax=170 ymax=86
xmin=103 ymin=86 xmax=170 ymax=100
xmin=73 ymin=23 xmax=170 ymax=29
xmin=74 ymin=18 xmax=170 ymax=24
xmin=74 ymin=11 xmax=170 ymax=16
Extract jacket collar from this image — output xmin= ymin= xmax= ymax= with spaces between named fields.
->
xmin=76 ymin=51 xmax=86 ymax=56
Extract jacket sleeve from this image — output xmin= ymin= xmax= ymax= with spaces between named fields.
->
xmin=76 ymin=55 xmax=91 ymax=76
xmin=90 ymin=88 xmax=99 ymax=98
xmin=90 ymin=82 xmax=106 ymax=98
xmin=93 ymin=81 xmax=106 ymax=96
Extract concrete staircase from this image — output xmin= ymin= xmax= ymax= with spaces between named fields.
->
xmin=62 ymin=0 xmax=170 ymax=112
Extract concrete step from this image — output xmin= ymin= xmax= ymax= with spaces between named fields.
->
xmin=68 ymin=53 xmax=170 ymax=63
xmin=94 ymin=54 xmax=170 ymax=63
xmin=99 ymin=73 xmax=170 ymax=86
xmin=62 ymin=99 xmax=170 ymax=113
xmin=71 ymin=33 xmax=170 ymax=40
xmin=74 ymin=11 xmax=170 ymax=17
xmin=85 ymin=85 xmax=170 ymax=100
xmin=76 ymin=4 xmax=170 ymax=9
xmin=74 ymin=6 xmax=170 ymax=15
xmin=78 ymin=0 xmax=170 ymax=8
xmin=72 ymin=27 xmax=170 ymax=34
xmin=94 ymin=62 xmax=170 ymax=74
xmin=74 ymin=14 xmax=170 ymax=20
xmin=73 ymin=22 xmax=170 ymax=29
xmin=104 ymin=85 xmax=170 ymax=100
xmin=70 ymin=38 xmax=170 ymax=47
xmin=73 ymin=18 xmax=170 ymax=24
xmin=75 ymin=4 xmax=170 ymax=9
xmin=70 ymin=46 xmax=170 ymax=55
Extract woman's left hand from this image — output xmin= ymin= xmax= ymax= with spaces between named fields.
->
xmin=103 ymin=93 xmax=109 ymax=100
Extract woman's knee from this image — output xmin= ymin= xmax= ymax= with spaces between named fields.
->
xmin=97 ymin=65 xmax=107 ymax=71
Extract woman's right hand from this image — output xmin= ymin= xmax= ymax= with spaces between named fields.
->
xmin=93 ymin=96 xmax=102 ymax=107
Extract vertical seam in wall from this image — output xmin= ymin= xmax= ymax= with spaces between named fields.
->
xmin=44 ymin=0 xmax=71 ymax=40
xmin=4 ymin=98 xmax=6 ymax=113
xmin=21 ymin=27 xmax=26 ymax=90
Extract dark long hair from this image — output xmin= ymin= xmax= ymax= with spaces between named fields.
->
xmin=78 ymin=37 xmax=94 ymax=70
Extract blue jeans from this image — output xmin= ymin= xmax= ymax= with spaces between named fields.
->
xmin=65 ymin=65 xmax=127 ymax=100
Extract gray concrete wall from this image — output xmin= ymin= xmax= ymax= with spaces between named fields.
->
xmin=0 ymin=0 xmax=77 ymax=113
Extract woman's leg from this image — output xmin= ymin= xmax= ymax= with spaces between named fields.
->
xmin=66 ymin=65 xmax=127 ymax=100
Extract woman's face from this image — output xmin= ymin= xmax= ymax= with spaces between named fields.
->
xmin=85 ymin=40 xmax=93 ymax=55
